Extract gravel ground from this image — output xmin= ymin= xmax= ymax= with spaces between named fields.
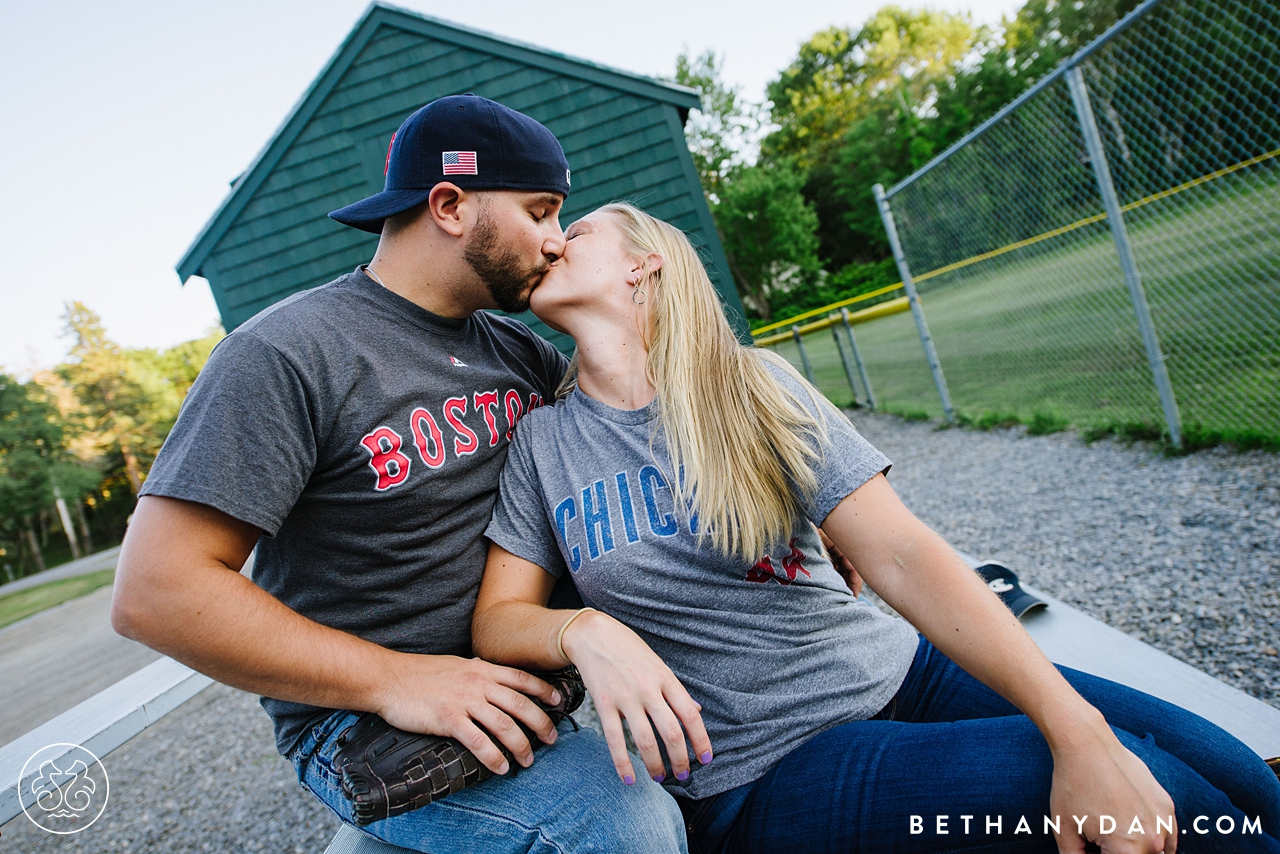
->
xmin=0 ymin=682 xmax=342 ymax=853
xmin=850 ymin=412 xmax=1280 ymax=708
xmin=3 ymin=415 xmax=1273 ymax=852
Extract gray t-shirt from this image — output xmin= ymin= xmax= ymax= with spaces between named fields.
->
xmin=141 ymin=268 xmax=568 ymax=755
xmin=485 ymin=365 xmax=919 ymax=798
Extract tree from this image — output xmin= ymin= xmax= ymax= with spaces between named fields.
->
xmin=713 ymin=161 xmax=823 ymax=322
xmin=0 ymin=374 xmax=63 ymax=574
xmin=671 ymin=50 xmax=760 ymax=201
xmin=764 ymin=7 xmax=980 ymax=269
xmin=55 ymin=304 xmax=220 ymax=497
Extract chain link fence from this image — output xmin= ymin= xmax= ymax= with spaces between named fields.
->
xmin=763 ymin=0 xmax=1280 ymax=449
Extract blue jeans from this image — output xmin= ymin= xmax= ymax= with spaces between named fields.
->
xmin=292 ymin=712 xmax=687 ymax=853
xmin=684 ymin=635 xmax=1280 ymax=854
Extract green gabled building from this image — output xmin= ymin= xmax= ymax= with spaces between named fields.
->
xmin=177 ymin=2 xmax=745 ymax=351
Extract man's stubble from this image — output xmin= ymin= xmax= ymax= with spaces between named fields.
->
xmin=463 ymin=202 xmax=550 ymax=314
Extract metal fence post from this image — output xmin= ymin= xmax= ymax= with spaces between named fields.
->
xmin=1067 ymin=66 xmax=1182 ymax=448
xmin=873 ymin=184 xmax=955 ymax=423
xmin=792 ymin=326 xmax=818 ymax=386
xmin=841 ymin=308 xmax=877 ymax=410
xmin=832 ymin=324 xmax=862 ymax=406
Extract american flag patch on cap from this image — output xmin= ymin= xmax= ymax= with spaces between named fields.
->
xmin=442 ymin=151 xmax=478 ymax=175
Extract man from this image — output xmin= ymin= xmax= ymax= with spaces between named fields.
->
xmin=112 ymin=95 xmax=686 ymax=853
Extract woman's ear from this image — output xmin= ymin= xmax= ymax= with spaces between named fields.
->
xmin=628 ymin=252 xmax=664 ymax=284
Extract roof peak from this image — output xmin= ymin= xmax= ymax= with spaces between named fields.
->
xmin=177 ymin=2 xmax=700 ymax=282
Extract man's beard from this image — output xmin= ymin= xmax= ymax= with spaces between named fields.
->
xmin=463 ymin=207 xmax=549 ymax=313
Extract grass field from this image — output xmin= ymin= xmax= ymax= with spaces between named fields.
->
xmin=769 ymin=171 xmax=1280 ymax=450
xmin=0 ymin=569 xmax=116 ymax=630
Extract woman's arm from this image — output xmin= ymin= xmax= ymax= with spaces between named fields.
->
xmin=825 ymin=474 xmax=1175 ymax=854
xmin=473 ymin=542 xmax=712 ymax=785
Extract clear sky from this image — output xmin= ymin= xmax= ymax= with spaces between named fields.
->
xmin=0 ymin=0 xmax=1020 ymax=375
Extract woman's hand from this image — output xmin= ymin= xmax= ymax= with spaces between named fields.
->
xmin=561 ymin=609 xmax=713 ymax=785
xmin=1047 ymin=709 xmax=1177 ymax=853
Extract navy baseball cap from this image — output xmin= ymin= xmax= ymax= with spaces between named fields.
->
xmin=329 ymin=94 xmax=571 ymax=234
xmin=974 ymin=561 xmax=1047 ymax=619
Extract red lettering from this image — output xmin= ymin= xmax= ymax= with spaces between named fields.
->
xmin=504 ymin=389 xmax=525 ymax=440
xmin=474 ymin=390 xmax=501 ymax=446
xmin=359 ymin=426 xmax=411 ymax=491
xmin=528 ymin=392 xmax=544 ymax=411
xmin=444 ymin=396 xmax=479 ymax=457
xmin=746 ymin=556 xmax=775 ymax=583
xmin=409 ymin=407 xmax=446 ymax=468
xmin=780 ymin=538 xmax=810 ymax=582
xmin=746 ymin=539 xmax=809 ymax=585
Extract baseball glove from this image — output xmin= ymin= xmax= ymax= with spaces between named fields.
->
xmin=332 ymin=666 xmax=586 ymax=826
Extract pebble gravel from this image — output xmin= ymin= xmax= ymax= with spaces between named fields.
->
xmin=0 ymin=682 xmax=342 ymax=853
xmin=850 ymin=412 xmax=1280 ymax=709
xmin=3 ymin=415 xmax=1273 ymax=853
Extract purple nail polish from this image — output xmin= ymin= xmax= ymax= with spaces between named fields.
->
xmin=676 ymin=770 xmax=690 ymax=781
xmin=699 ymin=751 xmax=713 ymax=764
xmin=623 ymin=774 xmax=634 ymax=786
xmin=652 ymin=773 xmax=665 ymax=783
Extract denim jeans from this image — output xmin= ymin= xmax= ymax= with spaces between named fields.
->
xmin=292 ymin=712 xmax=687 ymax=854
xmin=684 ymin=635 xmax=1280 ymax=854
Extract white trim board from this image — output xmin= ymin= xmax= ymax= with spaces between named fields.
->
xmin=0 ymin=657 xmax=213 ymax=826
xmin=1019 ymin=582 xmax=1280 ymax=757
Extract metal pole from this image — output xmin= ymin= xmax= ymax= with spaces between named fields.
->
xmin=841 ymin=308 xmax=877 ymax=410
xmin=1067 ymin=67 xmax=1182 ymax=448
xmin=832 ymin=324 xmax=863 ymax=406
xmin=873 ymin=184 xmax=955 ymax=423
xmin=792 ymin=326 xmax=818 ymax=387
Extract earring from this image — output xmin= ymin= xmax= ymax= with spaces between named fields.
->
xmin=631 ymin=287 xmax=647 ymax=305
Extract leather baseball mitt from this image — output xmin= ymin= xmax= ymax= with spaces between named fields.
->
xmin=332 ymin=666 xmax=586 ymax=827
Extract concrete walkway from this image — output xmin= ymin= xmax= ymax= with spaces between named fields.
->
xmin=0 ymin=545 xmax=122 ymax=596
xmin=0 ymin=584 xmax=161 ymax=746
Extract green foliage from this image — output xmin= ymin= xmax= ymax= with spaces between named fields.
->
xmin=0 ymin=375 xmax=62 ymax=523
xmin=958 ymin=410 xmax=1022 ymax=430
xmin=712 ymin=161 xmax=823 ymax=321
xmin=671 ymin=50 xmax=759 ymax=201
xmin=57 ymin=302 xmax=222 ymax=494
xmin=760 ymin=258 xmax=899 ymax=328
xmin=760 ymin=1 xmax=1136 ymax=275
xmin=674 ymin=2 xmax=1138 ymax=324
xmin=1026 ymin=410 xmax=1070 ymax=435
xmin=1 ymin=305 xmax=223 ymax=576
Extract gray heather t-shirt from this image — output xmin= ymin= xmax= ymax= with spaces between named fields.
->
xmin=141 ymin=268 xmax=567 ymax=755
xmin=485 ymin=363 xmax=919 ymax=799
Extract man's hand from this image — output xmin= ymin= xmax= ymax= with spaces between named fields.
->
xmin=372 ymin=655 xmax=562 ymax=775
xmin=116 ymin=497 xmax=556 ymax=777
xmin=818 ymin=525 xmax=863 ymax=597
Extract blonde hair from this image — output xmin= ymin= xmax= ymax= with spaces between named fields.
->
xmin=590 ymin=202 xmax=829 ymax=561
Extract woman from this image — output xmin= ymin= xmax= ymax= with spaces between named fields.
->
xmin=471 ymin=203 xmax=1280 ymax=853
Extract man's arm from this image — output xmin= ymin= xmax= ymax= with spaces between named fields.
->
xmin=112 ymin=495 xmax=560 ymax=774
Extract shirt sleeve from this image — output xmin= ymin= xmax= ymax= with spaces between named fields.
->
xmin=484 ymin=419 xmax=569 ymax=578
xmin=139 ymin=331 xmax=316 ymax=536
xmin=765 ymin=360 xmax=892 ymax=525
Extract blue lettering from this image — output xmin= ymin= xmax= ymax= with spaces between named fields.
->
xmin=615 ymin=472 xmax=640 ymax=544
xmin=582 ymin=480 xmax=615 ymax=559
xmin=639 ymin=465 xmax=678 ymax=537
xmin=554 ymin=497 xmax=582 ymax=572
